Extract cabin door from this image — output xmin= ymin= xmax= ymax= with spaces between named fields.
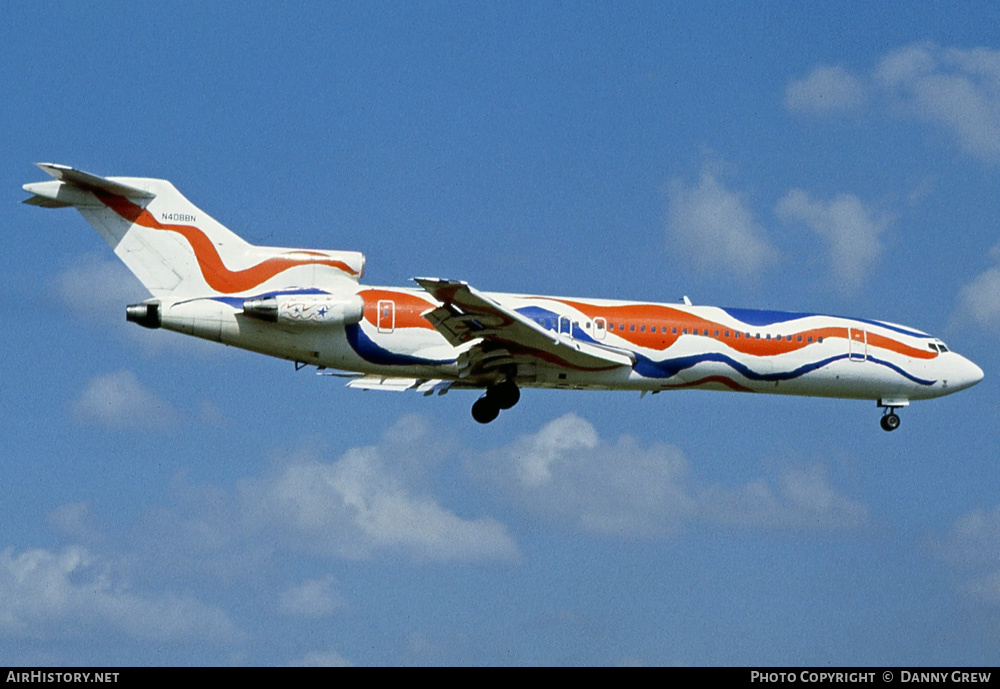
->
xmin=377 ymin=300 xmax=395 ymax=334
xmin=558 ymin=316 xmax=572 ymax=336
xmin=593 ymin=317 xmax=607 ymax=340
xmin=848 ymin=327 xmax=867 ymax=361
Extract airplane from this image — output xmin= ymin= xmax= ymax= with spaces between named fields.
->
xmin=23 ymin=163 xmax=983 ymax=431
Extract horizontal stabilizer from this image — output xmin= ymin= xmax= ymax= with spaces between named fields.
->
xmin=22 ymin=192 xmax=72 ymax=208
xmin=35 ymin=163 xmax=156 ymax=199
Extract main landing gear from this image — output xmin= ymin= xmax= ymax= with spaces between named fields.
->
xmin=879 ymin=405 xmax=902 ymax=432
xmin=471 ymin=381 xmax=521 ymax=424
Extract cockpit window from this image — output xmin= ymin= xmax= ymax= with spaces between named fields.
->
xmin=928 ymin=342 xmax=950 ymax=353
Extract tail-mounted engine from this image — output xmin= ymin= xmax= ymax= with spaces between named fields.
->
xmin=126 ymin=292 xmax=365 ymax=345
xmin=126 ymin=301 xmax=161 ymax=329
xmin=241 ymin=293 xmax=364 ymax=326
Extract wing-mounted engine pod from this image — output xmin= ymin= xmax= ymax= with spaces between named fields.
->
xmin=242 ymin=293 xmax=364 ymax=326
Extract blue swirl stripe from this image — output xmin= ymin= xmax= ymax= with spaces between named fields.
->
xmin=634 ymin=351 xmax=935 ymax=386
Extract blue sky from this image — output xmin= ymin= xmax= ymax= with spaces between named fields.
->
xmin=3 ymin=2 xmax=1000 ymax=666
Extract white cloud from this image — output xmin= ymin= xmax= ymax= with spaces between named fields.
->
xmin=125 ymin=416 xmax=519 ymax=567
xmin=876 ymin=43 xmax=1000 ymax=158
xmin=71 ymin=369 xmax=178 ymax=428
xmin=665 ymin=166 xmax=778 ymax=279
xmin=55 ymin=254 xmax=147 ymax=326
xmin=241 ymin=441 xmax=518 ymax=562
xmin=15 ymin=415 xmax=518 ymax=648
xmin=54 ymin=253 xmax=221 ymax=356
xmin=474 ymin=414 xmax=868 ymax=536
xmin=938 ymin=504 xmax=1000 ymax=605
xmin=698 ymin=465 xmax=869 ymax=529
xmin=35 ymin=418 xmax=518 ymax=630
xmin=510 ymin=411 xmax=601 ymax=488
xmin=875 ymin=43 xmax=938 ymax=87
xmin=790 ymin=43 xmax=1000 ymax=161
xmin=961 ymin=573 xmax=1000 ymax=605
xmin=941 ymin=503 xmax=1000 ymax=567
xmin=69 ymin=371 xmax=224 ymax=430
xmin=46 ymin=502 xmax=106 ymax=545
xmin=278 ymin=575 xmax=344 ymax=618
xmin=477 ymin=413 xmax=694 ymax=536
xmin=958 ymin=250 xmax=1000 ymax=330
xmin=785 ymin=65 xmax=866 ymax=114
xmin=289 ymin=649 xmax=353 ymax=667
xmin=775 ymin=189 xmax=891 ymax=291
xmin=0 ymin=545 xmax=239 ymax=641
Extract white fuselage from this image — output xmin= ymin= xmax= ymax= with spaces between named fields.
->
xmin=157 ymin=284 xmax=983 ymax=404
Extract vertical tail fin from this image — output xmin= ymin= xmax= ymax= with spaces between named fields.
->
xmin=23 ymin=163 xmax=365 ymax=298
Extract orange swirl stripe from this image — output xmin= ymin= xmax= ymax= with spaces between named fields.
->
xmin=97 ymin=193 xmax=359 ymax=293
xmin=359 ymin=289 xmax=437 ymax=330
xmin=553 ymin=299 xmax=936 ymax=361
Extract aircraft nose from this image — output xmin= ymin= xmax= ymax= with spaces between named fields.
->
xmin=952 ymin=355 xmax=984 ymax=391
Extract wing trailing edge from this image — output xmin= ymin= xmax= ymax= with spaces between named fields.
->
xmin=414 ymin=277 xmax=635 ymax=377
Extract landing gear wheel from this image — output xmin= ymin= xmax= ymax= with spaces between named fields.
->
xmin=880 ymin=412 xmax=900 ymax=432
xmin=472 ymin=396 xmax=500 ymax=424
xmin=487 ymin=381 xmax=521 ymax=410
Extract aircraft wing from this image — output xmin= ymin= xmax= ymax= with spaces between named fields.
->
xmin=414 ymin=278 xmax=635 ymax=378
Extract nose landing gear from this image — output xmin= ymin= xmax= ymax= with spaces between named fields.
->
xmin=471 ymin=381 xmax=521 ymax=424
xmin=878 ymin=399 xmax=907 ymax=432
xmin=880 ymin=411 xmax=901 ymax=432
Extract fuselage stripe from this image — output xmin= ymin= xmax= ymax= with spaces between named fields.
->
xmin=548 ymin=298 xmax=936 ymax=361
